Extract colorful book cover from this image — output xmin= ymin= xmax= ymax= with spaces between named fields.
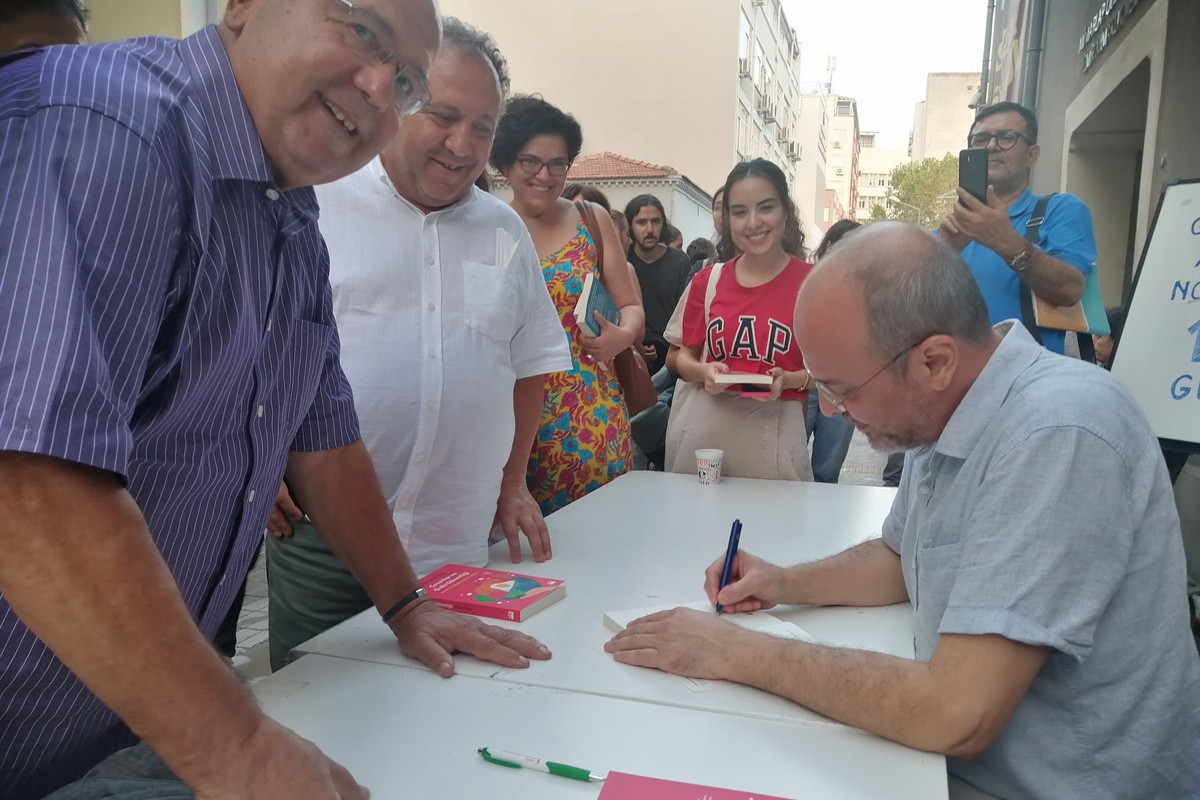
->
xmin=574 ymin=271 xmax=622 ymax=337
xmin=420 ymin=564 xmax=565 ymax=622
xmin=598 ymin=771 xmax=796 ymax=799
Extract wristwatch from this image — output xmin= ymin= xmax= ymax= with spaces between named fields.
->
xmin=1008 ymin=249 xmax=1033 ymax=273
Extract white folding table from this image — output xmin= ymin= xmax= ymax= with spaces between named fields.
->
xmin=261 ymin=472 xmax=947 ymax=798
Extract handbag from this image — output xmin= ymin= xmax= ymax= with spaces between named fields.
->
xmin=574 ymin=200 xmax=658 ymax=415
xmin=1018 ymin=194 xmax=1109 ymax=362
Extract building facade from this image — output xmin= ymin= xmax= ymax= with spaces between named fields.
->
xmin=85 ymin=0 xmax=216 ymax=41
xmin=910 ymin=72 xmax=982 ymax=160
xmin=793 ymin=91 xmax=830 ymax=242
xmin=982 ymin=0 xmax=1200 ymax=306
xmin=855 ymin=132 xmax=909 ymax=220
xmin=438 ymin=0 xmax=803 ymax=198
xmin=825 ymin=95 xmax=861 ymax=221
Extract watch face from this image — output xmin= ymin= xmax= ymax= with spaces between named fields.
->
xmin=1011 ymin=252 xmax=1032 ymax=272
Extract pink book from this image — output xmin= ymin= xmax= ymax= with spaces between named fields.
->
xmin=598 ymin=771 xmax=796 ymax=799
xmin=419 ymin=564 xmax=565 ymax=622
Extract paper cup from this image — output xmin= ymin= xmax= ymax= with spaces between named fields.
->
xmin=695 ymin=448 xmax=724 ymax=485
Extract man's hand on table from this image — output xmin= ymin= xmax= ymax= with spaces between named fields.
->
xmin=604 ymin=607 xmax=750 ymax=680
xmin=388 ymin=599 xmax=551 ymax=678
xmin=493 ymin=479 xmax=552 ymax=564
xmin=193 ymin=718 xmax=367 ymax=800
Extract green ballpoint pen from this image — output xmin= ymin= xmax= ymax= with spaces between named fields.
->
xmin=477 ymin=747 xmax=605 ymax=782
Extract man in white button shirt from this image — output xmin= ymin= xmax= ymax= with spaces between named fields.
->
xmin=266 ymin=18 xmax=571 ymax=671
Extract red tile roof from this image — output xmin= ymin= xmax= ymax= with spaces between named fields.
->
xmin=567 ymin=151 xmax=678 ymax=180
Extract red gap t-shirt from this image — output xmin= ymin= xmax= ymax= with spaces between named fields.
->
xmin=680 ymin=255 xmax=814 ymax=400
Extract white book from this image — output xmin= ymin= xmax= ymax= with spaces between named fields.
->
xmin=711 ymin=372 xmax=773 ymax=386
xmin=603 ymin=600 xmax=814 ymax=642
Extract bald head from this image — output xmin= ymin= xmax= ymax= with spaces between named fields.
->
xmin=801 ymin=222 xmax=993 ymax=363
xmin=795 ymin=222 xmax=999 ymax=452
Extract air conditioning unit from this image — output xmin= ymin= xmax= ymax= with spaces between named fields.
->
xmin=752 ymin=0 xmax=765 ymax=6
xmin=835 ymin=167 xmax=844 ymax=176
xmin=738 ymin=58 xmax=751 ymax=77
xmin=787 ymin=141 xmax=801 ymax=161
xmin=776 ymin=125 xmax=790 ymax=143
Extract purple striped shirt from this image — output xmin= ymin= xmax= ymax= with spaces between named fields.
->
xmin=0 ymin=28 xmax=359 ymax=798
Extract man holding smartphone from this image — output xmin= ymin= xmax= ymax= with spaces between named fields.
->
xmin=939 ymin=102 xmax=1096 ymax=355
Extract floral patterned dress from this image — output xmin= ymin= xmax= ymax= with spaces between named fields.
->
xmin=527 ymin=223 xmax=632 ymax=514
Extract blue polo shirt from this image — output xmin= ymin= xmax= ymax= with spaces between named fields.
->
xmin=0 ymin=29 xmax=359 ymax=798
xmin=960 ymin=189 xmax=1097 ymax=354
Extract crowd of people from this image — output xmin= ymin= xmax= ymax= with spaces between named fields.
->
xmin=0 ymin=1 xmax=1197 ymax=799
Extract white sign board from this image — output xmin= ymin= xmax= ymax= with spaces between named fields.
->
xmin=1110 ymin=179 xmax=1200 ymax=446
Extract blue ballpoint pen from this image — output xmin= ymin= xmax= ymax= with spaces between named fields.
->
xmin=714 ymin=518 xmax=742 ymax=613
xmin=478 ymin=747 xmax=605 ymax=782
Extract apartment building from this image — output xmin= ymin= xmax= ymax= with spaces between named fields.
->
xmin=855 ymin=132 xmax=909 ymax=220
xmin=824 ymin=95 xmax=861 ymax=221
xmin=82 ymin=1 xmax=808 ymax=204
xmin=909 ymin=72 xmax=982 ymax=160
xmin=439 ymin=0 xmax=804 ymax=197
xmin=85 ymin=0 xmax=215 ymax=41
xmin=793 ymin=91 xmax=829 ymax=242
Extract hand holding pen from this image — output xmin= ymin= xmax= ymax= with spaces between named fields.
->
xmin=714 ymin=519 xmax=742 ymax=613
xmin=704 ymin=546 xmax=786 ymax=615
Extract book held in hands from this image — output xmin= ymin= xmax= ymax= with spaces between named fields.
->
xmin=420 ymin=564 xmax=565 ymax=622
xmin=573 ymin=271 xmax=622 ymax=337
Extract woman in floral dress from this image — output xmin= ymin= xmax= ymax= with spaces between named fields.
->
xmin=491 ymin=96 xmax=644 ymax=514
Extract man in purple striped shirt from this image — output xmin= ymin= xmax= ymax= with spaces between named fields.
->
xmin=0 ymin=1 xmax=550 ymax=798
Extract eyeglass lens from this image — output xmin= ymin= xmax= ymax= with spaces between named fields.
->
xmin=517 ymin=156 xmax=570 ymax=176
xmin=329 ymin=0 xmax=430 ymax=115
xmin=968 ymin=130 xmax=1024 ymax=150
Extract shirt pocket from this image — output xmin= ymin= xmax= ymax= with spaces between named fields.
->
xmin=275 ymin=318 xmax=336 ymax=422
xmin=461 ymin=260 xmax=519 ymax=344
xmin=911 ymin=538 xmax=963 ymax=659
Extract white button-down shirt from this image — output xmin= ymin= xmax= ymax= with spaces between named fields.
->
xmin=315 ymin=159 xmax=570 ymax=576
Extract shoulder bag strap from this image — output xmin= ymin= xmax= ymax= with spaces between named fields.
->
xmin=1018 ymin=194 xmax=1054 ymax=345
xmin=574 ymin=200 xmax=604 ymax=273
xmin=699 ymin=261 xmax=723 ymax=362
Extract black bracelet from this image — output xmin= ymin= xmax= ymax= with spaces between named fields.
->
xmin=381 ymin=586 xmax=427 ymax=624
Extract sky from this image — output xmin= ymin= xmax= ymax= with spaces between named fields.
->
xmin=780 ymin=0 xmax=988 ymax=149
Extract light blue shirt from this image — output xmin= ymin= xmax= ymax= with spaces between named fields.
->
xmin=960 ymin=190 xmax=1097 ymax=354
xmin=882 ymin=322 xmax=1200 ymax=800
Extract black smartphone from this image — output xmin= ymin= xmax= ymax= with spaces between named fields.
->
xmin=958 ymin=148 xmax=989 ymax=204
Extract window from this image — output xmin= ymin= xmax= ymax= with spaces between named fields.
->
xmin=738 ymin=10 xmax=752 ymax=62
